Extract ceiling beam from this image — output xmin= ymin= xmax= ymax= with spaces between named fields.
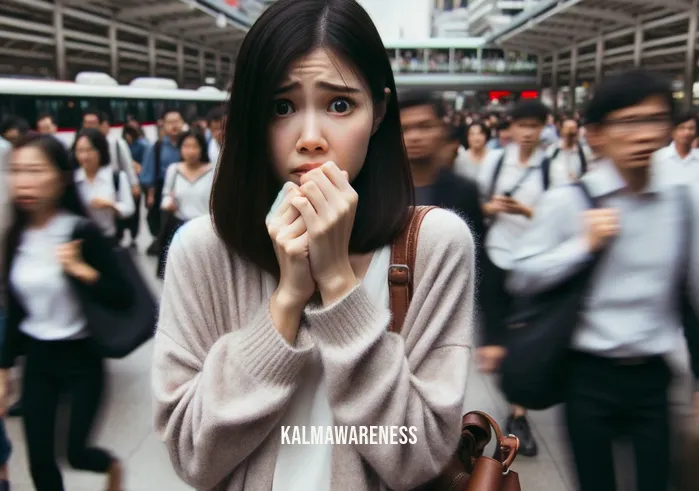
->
xmin=117 ymin=3 xmax=193 ymax=21
xmin=568 ymin=6 xmax=636 ymax=25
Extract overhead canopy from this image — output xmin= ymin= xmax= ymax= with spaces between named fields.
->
xmin=486 ymin=0 xmax=698 ymax=86
xmin=0 ymin=0 xmax=278 ymax=84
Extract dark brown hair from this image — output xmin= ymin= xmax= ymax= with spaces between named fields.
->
xmin=211 ymin=0 xmax=413 ymax=277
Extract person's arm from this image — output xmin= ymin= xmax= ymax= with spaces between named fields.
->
xmin=114 ymin=171 xmax=135 ymax=218
xmin=152 ymin=224 xmax=314 ymax=490
xmin=160 ymin=165 xmax=177 ymax=211
xmin=303 ymin=209 xmax=474 ymax=490
xmin=506 ymin=186 xmax=593 ymax=296
xmin=116 ymin=139 xmax=138 ymax=187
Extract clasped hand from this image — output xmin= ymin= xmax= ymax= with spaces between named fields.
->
xmin=266 ymin=161 xmax=358 ymax=309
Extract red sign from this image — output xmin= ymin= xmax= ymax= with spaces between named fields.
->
xmin=520 ymin=90 xmax=539 ymax=99
xmin=225 ymin=0 xmax=238 ymax=5
xmin=488 ymin=91 xmax=511 ymax=100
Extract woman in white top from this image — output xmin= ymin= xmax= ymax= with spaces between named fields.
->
xmin=1 ymin=135 xmax=127 ymax=490
xmin=454 ymin=122 xmax=490 ymax=181
xmin=73 ymin=128 xmax=135 ymax=244
xmin=156 ymin=129 xmax=214 ymax=279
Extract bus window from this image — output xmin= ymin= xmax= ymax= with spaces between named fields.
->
xmin=110 ymin=99 xmax=129 ymax=126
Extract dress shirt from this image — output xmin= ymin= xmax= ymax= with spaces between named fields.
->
xmin=477 ymin=144 xmax=568 ymax=270
xmin=654 ymin=142 xmax=699 ymax=185
xmin=546 ymin=140 xmax=595 ymax=183
xmin=507 ymin=160 xmax=699 ymax=358
xmin=140 ymin=136 xmax=182 ymax=187
xmin=75 ymin=167 xmax=135 ymax=238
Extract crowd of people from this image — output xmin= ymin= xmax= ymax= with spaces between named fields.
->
xmin=0 ymin=0 xmax=698 ymax=490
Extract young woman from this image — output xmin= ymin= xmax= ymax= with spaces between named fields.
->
xmin=454 ymin=122 xmax=490 ymax=181
xmin=151 ymin=0 xmax=475 ymax=490
xmin=156 ymin=130 xmax=213 ymax=279
xmin=73 ymin=128 xmax=135 ymax=244
xmin=1 ymin=135 xmax=129 ymax=491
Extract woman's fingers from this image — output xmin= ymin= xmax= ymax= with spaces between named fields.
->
xmin=277 ymin=215 xmax=306 ymax=241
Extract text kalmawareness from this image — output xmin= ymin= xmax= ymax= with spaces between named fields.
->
xmin=281 ymin=426 xmax=418 ymax=445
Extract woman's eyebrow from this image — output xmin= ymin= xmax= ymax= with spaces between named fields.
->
xmin=274 ymin=80 xmax=361 ymax=95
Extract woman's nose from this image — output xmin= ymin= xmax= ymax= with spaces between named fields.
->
xmin=296 ymin=114 xmax=328 ymax=154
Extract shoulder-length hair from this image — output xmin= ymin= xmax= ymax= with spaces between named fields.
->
xmin=178 ymin=129 xmax=210 ymax=164
xmin=3 ymin=134 xmax=89 ymax=286
xmin=211 ymin=0 xmax=413 ymax=277
xmin=73 ymin=127 xmax=110 ymax=168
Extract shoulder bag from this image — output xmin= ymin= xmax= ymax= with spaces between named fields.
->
xmin=498 ymin=181 xmax=604 ymax=410
xmin=72 ymin=218 xmax=158 ymax=358
xmin=389 ymin=206 xmax=521 ymax=491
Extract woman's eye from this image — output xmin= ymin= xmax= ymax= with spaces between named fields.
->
xmin=274 ymin=100 xmax=294 ymax=116
xmin=329 ymin=98 xmax=353 ymax=114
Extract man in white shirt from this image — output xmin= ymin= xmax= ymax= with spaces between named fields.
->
xmin=476 ymin=99 xmax=568 ymax=458
xmin=206 ymin=106 xmax=226 ymax=167
xmin=655 ymin=112 xmax=699 ymax=184
xmin=546 ymin=115 xmax=595 ymax=183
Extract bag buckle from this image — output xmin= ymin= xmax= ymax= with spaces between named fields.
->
xmin=388 ymin=264 xmax=410 ymax=284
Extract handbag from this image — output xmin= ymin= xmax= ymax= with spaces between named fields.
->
xmin=73 ymin=218 xmax=158 ymax=359
xmin=498 ymin=181 xmax=604 ymax=410
xmin=388 ymin=206 xmax=521 ymax=491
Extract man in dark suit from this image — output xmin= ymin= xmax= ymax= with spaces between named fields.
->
xmin=399 ymin=91 xmax=486 ymax=307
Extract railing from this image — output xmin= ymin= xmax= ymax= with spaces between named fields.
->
xmin=389 ymin=56 xmax=537 ymax=75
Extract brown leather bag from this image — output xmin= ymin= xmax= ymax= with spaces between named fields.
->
xmin=389 ymin=206 xmax=522 ymax=491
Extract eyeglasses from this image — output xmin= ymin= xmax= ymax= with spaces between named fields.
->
xmin=604 ymin=115 xmax=672 ymax=134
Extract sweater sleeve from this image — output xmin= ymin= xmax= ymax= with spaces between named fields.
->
xmin=303 ymin=208 xmax=475 ymax=490
xmin=151 ymin=225 xmax=314 ymax=490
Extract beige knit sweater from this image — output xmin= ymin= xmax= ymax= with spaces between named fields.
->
xmin=151 ymin=208 xmax=475 ymax=491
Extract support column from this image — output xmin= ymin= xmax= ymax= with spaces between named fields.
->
xmin=148 ymin=34 xmax=156 ymax=77
xmin=422 ymin=48 xmax=429 ymax=73
xmin=684 ymin=0 xmax=698 ymax=111
xmin=176 ymin=43 xmax=184 ymax=87
xmin=476 ymin=47 xmax=483 ymax=73
xmin=536 ymin=54 xmax=543 ymax=93
xmin=551 ymin=51 xmax=559 ymax=112
xmin=215 ymin=53 xmax=222 ymax=85
xmin=108 ymin=24 xmax=119 ymax=81
xmin=199 ymin=50 xmax=205 ymax=83
xmin=54 ymin=0 xmax=66 ymax=80
xmin=569 ymin=45 xmax=578 ymax=112
xmin=633 ymin=18 xmax=643 ymax=67
xmin=594 ymin=36 xmax=604 ymax=86
xmin=448 ymin=47 xmax=455 ymax=73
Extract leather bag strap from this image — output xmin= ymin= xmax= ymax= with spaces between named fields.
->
xmin=387 ymin=206 xmax=437 ymax=334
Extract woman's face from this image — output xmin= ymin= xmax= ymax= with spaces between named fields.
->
xmin=74 ymin=136 xmax=100 ymax=172
xmin=468 ymin=125 xmax=486 ymax=150
xmin=180 ymin=136 xmax=202 ymax=163
xmin=10 ymin=146 xmax=64 ymax=213
xmin=269 ymin=48 xmax=376 ymax=185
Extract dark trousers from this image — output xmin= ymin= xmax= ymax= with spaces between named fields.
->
xmin=565 ymin=351 xmax=671 ymax=491
xmin=22 ymin=338 xmax=113 ymax=491
xmin=116 ymin=191 xmax=142 ymax=243
xmin=479 ymin=252 xmax=513 ymax=346
xmin=146 ymin=180 xmax=164 ymax=237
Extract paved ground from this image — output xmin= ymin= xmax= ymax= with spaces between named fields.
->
xmin=4 ymin=222 xmax=577 ymax=491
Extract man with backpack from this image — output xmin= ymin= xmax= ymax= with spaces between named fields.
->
xmin=546 ymin=114 xmax=594 ymax=183
xmin=476 ymin=99 xmax=568 ymax=457
xmin=506 ymin=69 xmax=699 ymax=491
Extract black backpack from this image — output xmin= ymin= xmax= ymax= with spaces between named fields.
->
xmin=487 ymin=151 xmax=551 ymax=200
xmin=550 ymin=143 xmax=588 ymax=176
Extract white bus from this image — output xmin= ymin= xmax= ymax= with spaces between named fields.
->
xmin=0 ymin=72 xmax=228 ymax=146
